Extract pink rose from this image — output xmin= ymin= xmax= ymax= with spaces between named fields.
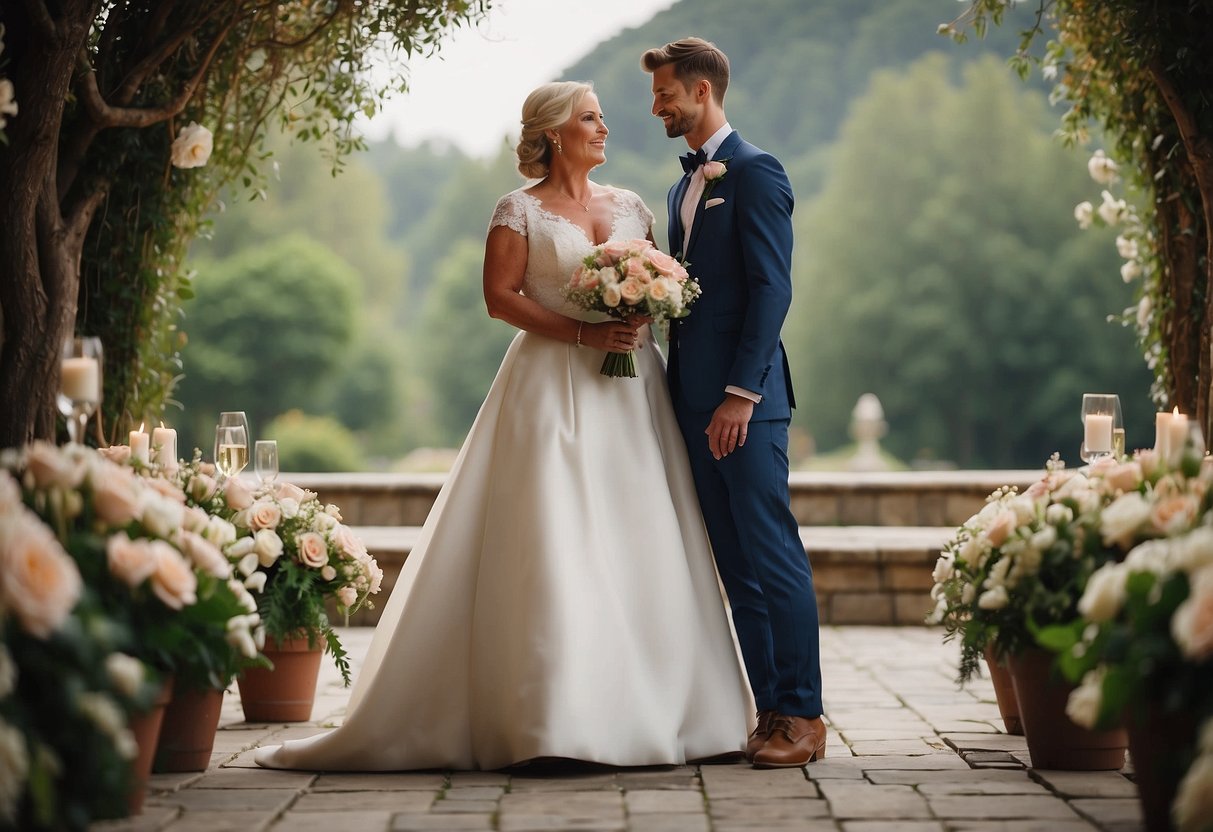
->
xmin=1101 ymin=461 xmax=1143 ymax=494
xmin=569 ymin=265 xmax=586 ymax=287
xmin=1150 ymin=494 xmax=1200 ymax=536
xmin=1025 ymin=479 xmax=1049 ymax=500
xmin=619 ymin=278 xmax=644 ymax=305
xmin=97 ymin=445 xmax=132 ymax=465
xmin=336 ymin=585 xmax=358 ymax=608
xmin=332 ymin=525 xmax=366 ymax=560
xmin=149 ymin=541 xmax=197 ymax=610
xmin=275 ymin=482 xmax=307 ymax=503
xmin=646 ymin=249 xmax=680 ymax=277
xmin=295 ymin=532 xmax=329 ymax=569
xmin=145 ymin=476 xmax=186 ymax=503
xmin=224 ymin=477 xmax=253 ymax=510
xmin=701 ymin=160 xmax=727 ymax=180
xmin=246 ymin=500 xmax=282 ymax=531
xmin=1173 ymin=566 xmax=1213 ymax=660
xmin=189 ymin=473 xmax=218 ymax=503
xmin=647 ymin=279 xmax=671 ymax=302
xmin=176 ymin=530 xmax=231 ymax=579
xmin=984 ymin=509 xmax=1018 ymax=548
xmin=182 ymin=505 xmax=210 ymax=534
xmin=91 ymin=470 xmax=141 ymax=527
xmin=600 ymin=239 xmax=632 ymax=261
xmin=25 ymin=441 xmax=85 ymax=490
xmin=0 ymin=513 xmax=82 ymax=638
xmin=106 ymin=532 xmax=157 ymax=587
xmin=625 ymin=257 xmax=651 ymax=284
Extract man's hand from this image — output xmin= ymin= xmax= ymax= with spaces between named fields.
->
xmin=706 ymin=393 xmax=755 ymax=460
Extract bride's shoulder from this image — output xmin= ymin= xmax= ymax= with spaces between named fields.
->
xmin=488 ymin=188 xmax=535 ymax=236
xmin=602 ymin=184 xmax=654 ymax=223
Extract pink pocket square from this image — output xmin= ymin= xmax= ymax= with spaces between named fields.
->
xmin=705 ymin=197 xmax=725 ymax=209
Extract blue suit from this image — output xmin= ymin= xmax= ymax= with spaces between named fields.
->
xmin=667 ymin=130 xmax=822 ymax=718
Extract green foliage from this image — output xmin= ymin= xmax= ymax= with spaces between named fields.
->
xmin=256 ymin=558 xmax=348 ymax=683
xmin=266 ymin=411 xmax=367 ymax=474
xmin=175 ymin=235 xmax=357 ymax=455
xmin=787 ymin=55 xmax=1152 ymax=467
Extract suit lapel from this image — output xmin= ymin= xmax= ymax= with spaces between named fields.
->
xmin=684 ymin=130 xmax=742 ymax=258
xmin=669 ymin=174 xmax=691 ymax=257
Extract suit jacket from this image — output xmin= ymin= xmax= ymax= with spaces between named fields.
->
xmin=667 ymin=130 xmax=796 ymax=420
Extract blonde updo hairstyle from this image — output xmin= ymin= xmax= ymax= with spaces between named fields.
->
xmin=516 ymin=80 xmax=595 ymax=180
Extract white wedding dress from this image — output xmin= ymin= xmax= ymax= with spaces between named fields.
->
xmin=255 ymin=185 xmax=751 ymax=771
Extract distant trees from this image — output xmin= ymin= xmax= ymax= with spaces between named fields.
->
xmin=787 ymin=56 xmax=1152 ymax=468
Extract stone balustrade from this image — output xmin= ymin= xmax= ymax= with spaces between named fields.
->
xmin=309 ymin=470 xmax=1043 ymax=628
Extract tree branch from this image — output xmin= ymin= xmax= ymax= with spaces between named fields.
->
xmin=112 ymin=3 xmax=224 ymax=106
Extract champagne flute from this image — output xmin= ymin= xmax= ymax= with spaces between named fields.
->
xmin=217 ymin=411 xmax=251 ymax=445
xmin=214 ymin=425 xmax=249 ymax=480
xmin=1112 ymin=396 xmax=1126 ymax=458
xmin=255 ymin=440 xmax=279 ymax=486
xmin=57 ymin=336 xmax=103 ymax=445
xmin=1080 ymin=393 xmax=1119 ymax=465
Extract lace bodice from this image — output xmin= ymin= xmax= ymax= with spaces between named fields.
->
xmin=489 ymin=186 xmax=655 ymax=319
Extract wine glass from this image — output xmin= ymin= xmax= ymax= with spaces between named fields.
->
xmin=214 ymin=424 xmax=249 ymax=480
xmin=255 ymin=440 xmax=279 ymax=486
xmin=1080 ymin=393 xmax=1120 ymax=464
xmin=1112 ymin=396 xmax=1126 ymax=458
xmin=57 ymin=336 xmax=103 ymax=445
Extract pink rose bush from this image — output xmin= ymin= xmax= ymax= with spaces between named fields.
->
xmin=562 ymin=238 xmax=701 ymax=377
xmin=175 ymin=458 xmax=381 ymax=685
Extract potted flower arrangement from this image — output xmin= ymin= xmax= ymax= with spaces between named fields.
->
xmin=2 ymin=442 xmax=265 ymax=808
xmin=1033 ymin=448 xmax=1213 ymax=831
xmin=929 ymin=454 xmax=1129 ymax=769
xmin=174 ymin=457 xmax=382 ymax=721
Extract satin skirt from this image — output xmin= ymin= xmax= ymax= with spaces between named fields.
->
xmin=255 ymin=329 xmax=752 ymax=770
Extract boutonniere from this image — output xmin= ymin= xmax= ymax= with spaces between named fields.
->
xmin=701 ymin=159 xmax=728 ymax=200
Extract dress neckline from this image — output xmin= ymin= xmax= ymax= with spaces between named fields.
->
xmin=516 ymin=186 xmax=622 ymax=247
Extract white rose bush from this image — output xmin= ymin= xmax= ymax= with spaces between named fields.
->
xmin=562 ymin=238 xmax=701 ymax=377
xmin=174 ymin=457 xmax=382 ymax=685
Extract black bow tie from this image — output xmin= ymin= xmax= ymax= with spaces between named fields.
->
xmin=680 ymin=148 xmax=708 ymax=174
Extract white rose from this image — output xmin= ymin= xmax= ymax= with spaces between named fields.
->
xmin=1115 ymin=234 xmax=1138 ymax=260
xmin=1074 ymin=200 xmax=1094 ymax=229
xmin=1031 ymin=526 xmax=1058 ymax=552
xmin=1077 ymin=564 xmax=1128 ymax=623
xmin=278 ymin=497 xmax=300 ymax=519
xmin=977 ymin=586 xmax=1009 ymax=610
xmin=226 ymin=536 xmax=256 ymax=558
xmin=236 ymin=551 xmax=259 ymax=578
xmin=1100 ymin=492 xmax=1151 ymax=548
xmin=1064 ymin=666 xmax=1105 ymax=729
xmin=141 ymin=495 xmax=184 ymax=539
xmin=602 ymin=284 xmax=622 ymax=308
xmin=170 ymin=121 xmax=213 ymax=169
xmin=932 ymin=553 xmax=954 ymax=584
xmin=176 ymin=530 xmax=231 ymax=578
xmin=227 ymin=579 xmax=259 ymax=612
xmin=1120 ymin=261 xmax=1142 ymax=283
xmin=1173 ymin=747 xmax=1213 ymax=832
xmin=1008 ymin=496 xmax=1036 ymax=526
xmin=182 ymin=505 xmax=210 ymax=534
xmin=1125 ymin=538 xmax=1172 ymax=574
xmin=1097 ymin=190 xmax=1127 ymax=226
xmin=961 ymin=582 xmax=975 ymax=605
xmin=203 ymin=515 xmax=237 ymax=547
xmin=253 ymin=528 xmax=284 ymax=567
xmin=244 ymin=571 xmax=267 ymax=593
xmin=104 ymin=653 xmax=145 ymax=698
xmin=1175 ymin=527 xmax=1213 ymax=574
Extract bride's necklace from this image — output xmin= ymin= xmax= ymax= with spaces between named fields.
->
xmin=558 ymin=186 xmax=592 ymax=213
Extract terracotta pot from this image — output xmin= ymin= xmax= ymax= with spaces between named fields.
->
xmin=154 ymin=685 xmax=225 ymax=772
xmin=128 ymin=674 xmax=174 ymax=815
xmin=1008 ymin=648 xmax=1128 ymax=770
xmin=984 ymin=645 xmax=1024 ymax=735
xmin=236 ymin=635 xmax=323 ymax=722
xmin=1126 ymin=703 xmax=1199 ymax=832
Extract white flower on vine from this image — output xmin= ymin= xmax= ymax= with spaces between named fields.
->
xmin=1137 ymin=296 xmax=1153 ymax=330
xmin=0 ymin=79 xmax=16 ymax=130
xmin=1097 ymin=190 xmax=1129 ymax=226
xmin=1121 ymin=261 xmax=1142 ymax=283
xmin=1116 ymin=235 xmax=1138 ymax=259
xmin=170 ymin=122 xmax=214 ymax=169
xmin=1087 ymin=149 xmax=1119 ymax=185
xmin=1074 ymin=201 xmax=1094 ymax=229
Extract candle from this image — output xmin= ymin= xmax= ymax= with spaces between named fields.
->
xmin=1169 ymin=409 xmax=1189 ymax=466
xmin=1084 ymin=413 xmax=1114 ymax=454
xmin=130 ymin=423 xmax=150 ymax=465
xmin=152 ymin=423 xmax=177 ymax=470
xmin=61 ymin=356 xmax=100 ymax=402
xmin=1155 ymin=411 xmax=1174 ymax=459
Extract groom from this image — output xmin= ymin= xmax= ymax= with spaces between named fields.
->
xmin=642 ymin=37 xmax=825 ymax=767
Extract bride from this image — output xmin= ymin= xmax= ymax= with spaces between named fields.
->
xmin=255 ymin=81 xmax=752 ymax=771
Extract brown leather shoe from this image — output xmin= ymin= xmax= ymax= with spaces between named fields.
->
xmin=752 ymin=714 xmax=827 ymax=768
xmin=745 ymin=709 xmax=778 ymax=762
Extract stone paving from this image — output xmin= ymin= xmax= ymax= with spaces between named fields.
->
xmin=96 ymin=626 xmax=1145 ymax=832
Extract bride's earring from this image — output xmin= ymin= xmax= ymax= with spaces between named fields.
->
xmin=552 ymin=136 xmax=563 ymax=155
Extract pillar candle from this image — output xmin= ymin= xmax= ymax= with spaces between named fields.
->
xmin=152 ymin=424 xmax=177 ymax=470
xmin=61 ymin=357 xmax=100 ymax=402
xmin=129 ymin=426 xmax=150 ymax=465
xmin=1084 ymin=413 xmax=1114 ymax=453
xmin=1169 ymin=411 xmax=1189 ymax=466
xmin=1155 ymin=411 xmax=1173 ymax=460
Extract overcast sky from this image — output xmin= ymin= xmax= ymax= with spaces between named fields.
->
xmin=360 ymin=0 xmax=678 ymax=157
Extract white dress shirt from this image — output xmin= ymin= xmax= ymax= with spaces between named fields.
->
xmin=679 ymin=123 xmax=763 ymax=405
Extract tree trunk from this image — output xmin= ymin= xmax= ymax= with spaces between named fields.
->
xmin=0 ymin=2 xmax=102 ymax=447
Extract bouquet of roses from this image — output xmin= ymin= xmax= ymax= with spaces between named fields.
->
xmin=562 ymin=238 xmax=701 ymax=377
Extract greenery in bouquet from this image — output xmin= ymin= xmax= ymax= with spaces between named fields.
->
xmin=0 ymin=466 xmax=162 ymax=829
xmin=562 ymin=238 xmax=702 ymax=377
xmin=929 ymin=455 xmax=1124 ymax=683
xmin=174 ymin=456 xmax=382 ymax=686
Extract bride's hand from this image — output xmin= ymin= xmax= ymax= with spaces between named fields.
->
xmin=583 ymin=320 xmax=642 ymax=353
